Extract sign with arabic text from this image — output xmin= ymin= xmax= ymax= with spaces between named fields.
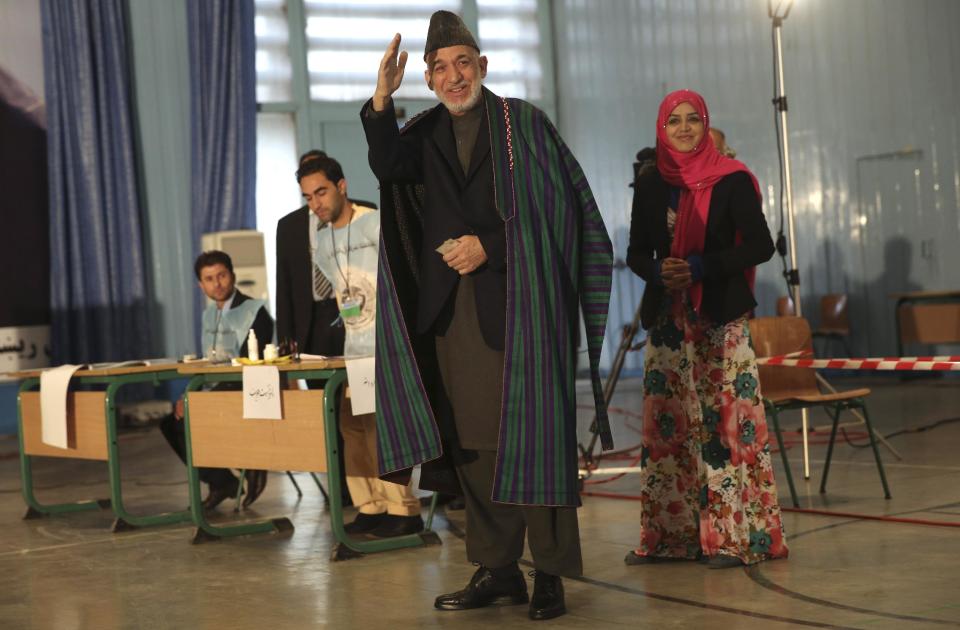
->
xmin=242 ymin=365 xmax=283 ymax=419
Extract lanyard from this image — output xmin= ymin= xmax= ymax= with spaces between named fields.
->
xmin=330 ymin=206 xmax=354 ymax=296
xmin=212 ymin=308 xmax=223 ymax=351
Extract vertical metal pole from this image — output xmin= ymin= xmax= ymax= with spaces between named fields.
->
xmin=773 ymin=12 xmax=811 ymax=480
xmin=773 ymin=21 xmax=801 ymax=317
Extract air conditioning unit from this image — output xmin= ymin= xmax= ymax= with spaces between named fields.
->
xmin=200 ymin=230 xmax=270 ymax=306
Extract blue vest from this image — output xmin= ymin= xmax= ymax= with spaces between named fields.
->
xmin=201 ymin=296 xmax=265 ymax=358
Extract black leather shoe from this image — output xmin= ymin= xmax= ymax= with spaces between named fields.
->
xmin=344 ymin=512 xmax=385 ymax=535
xmin=528 ymin=571 xmax=566 ymax=620
xmin=434 ymin=565 xmax=529 ymax=610
xmin=202 ymin=481 xmax=240 ymax=511
xmin=370 ymin=514 xmax=424 ymax=538
xmin=241 ymin=470 xmax=268 ymax=508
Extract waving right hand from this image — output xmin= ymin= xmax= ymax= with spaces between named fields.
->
xmin=373 ymin=33 xmax=408 ymax=111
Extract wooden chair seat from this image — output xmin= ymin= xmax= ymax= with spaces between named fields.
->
xmin=769 ymin=387 xmax=871 ymax=405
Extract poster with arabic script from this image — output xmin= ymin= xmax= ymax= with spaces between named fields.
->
xmin=242 ymin=366 xmax=283 ymax=420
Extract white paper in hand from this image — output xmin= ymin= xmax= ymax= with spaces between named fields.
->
xmin=39 ymin=364 xmax=84 ymax=448
xmin=345 ymin=356 xmax=376 ymax=415
xmin=435 ymin=238 xmax=459 ymax=255
xmin=242 ymin=366 xmax=283 ymax=419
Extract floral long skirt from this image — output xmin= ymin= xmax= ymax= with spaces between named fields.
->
xmin=635 ymin=298 xmax=788 ymax=564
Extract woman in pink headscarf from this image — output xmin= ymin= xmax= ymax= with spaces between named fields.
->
xmin=625 ymin=90 xmax=788 ymax=568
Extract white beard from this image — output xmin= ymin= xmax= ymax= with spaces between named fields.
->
xmin=437 ymin=79 xmax=483 ymax=114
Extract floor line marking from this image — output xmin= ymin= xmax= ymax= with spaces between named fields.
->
xmin=0 ymin=527 xmax=194 ymax=558
xmin=745 ymin=565 xmax=960 ymax=626
xmin=443 ymin=509 xmax=859 ymax=629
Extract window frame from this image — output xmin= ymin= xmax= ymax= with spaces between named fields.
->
xmin=257 ymin=0 xmax=558 ymax=153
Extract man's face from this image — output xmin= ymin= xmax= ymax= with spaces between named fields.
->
xmin=300 ymin=171 xmax=348 ymax=224
xmin=425 ymin=45 xmax=487 ymax=115
xmin=198 ymin=263 xmax=235 ymax=304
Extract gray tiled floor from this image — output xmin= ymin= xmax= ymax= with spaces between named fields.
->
xmin=1 ymin=375 xmax=959 ymax=629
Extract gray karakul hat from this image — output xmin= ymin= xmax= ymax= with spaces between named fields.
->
xmin=423 ymin=10 xmax=479 ymax=59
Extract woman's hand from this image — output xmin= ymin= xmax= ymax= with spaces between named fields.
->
xmin=661 ymin=257 xmax=692 ymax=290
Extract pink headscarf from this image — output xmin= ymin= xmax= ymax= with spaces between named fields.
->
xmin=655 ymin=89 xmax=761 ymax=313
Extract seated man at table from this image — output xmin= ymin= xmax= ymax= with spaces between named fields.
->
xmin=160 ymin=250 xmax=274 ymax=510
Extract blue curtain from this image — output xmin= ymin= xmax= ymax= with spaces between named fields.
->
xmin=186 ymin=0 xmax=257 ymax=342
xmin=41 ymin=0 xmax=150 ymax=364
xmin=186 ymin=0 xmax=257 ymax=246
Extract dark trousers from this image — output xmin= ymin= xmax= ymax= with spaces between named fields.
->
xmin=434 ymin=277 xmax=582 ymax=577
xmin=159 ymin=415 xmax=236 ymax=489
xmin=453 ymin=448 xmax=583 ymax=578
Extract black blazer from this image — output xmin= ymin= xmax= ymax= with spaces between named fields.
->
xmin=627 ymin=169 xmax=774 ymax=329
xmin=275 ymin=206 xmax=341 ymax=354
xmin=361 ymin=94 xmax=507 ymax=350
xmin=276 ymin=206 xmax=313 ymax=348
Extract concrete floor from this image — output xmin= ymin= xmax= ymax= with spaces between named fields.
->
xmin=0 ymin=375 xmax=958 ymax=629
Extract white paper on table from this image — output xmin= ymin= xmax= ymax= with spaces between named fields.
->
xmin=39 ymin=364 xmax=84 ymax=448
xmin=242 ymin=366 xmax=283 ymax=419
xmin=345 ymin=356 xmax=376 ymax=416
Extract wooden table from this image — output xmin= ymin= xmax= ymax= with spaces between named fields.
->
xmin=178 ymin=360 xmax=440 ymax=556
xmin=9 ymin=363 xmax=193 ymax=532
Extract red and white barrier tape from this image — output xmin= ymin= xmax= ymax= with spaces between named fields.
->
xmin=757 ymin=355 xmax=960 ymax=371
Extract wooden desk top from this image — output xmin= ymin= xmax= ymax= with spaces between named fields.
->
xmin=177 ymin=359 xmax=345 ymax=375
xmin=5 ymin=362 xmax=183 ymax=380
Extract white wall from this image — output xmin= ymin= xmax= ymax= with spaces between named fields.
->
xmin=0 ymin=0 xmax=44 ymax=99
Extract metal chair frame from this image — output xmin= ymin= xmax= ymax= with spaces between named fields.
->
xmin=751 ymin=316 xmax=891 ymax=507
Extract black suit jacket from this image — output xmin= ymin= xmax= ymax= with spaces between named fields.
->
xmin=275 ymin=206 xmax=342 ymax=354
xmin=361 ymin=94 xmax=507 ymax=350
xmin=627 ymin=169 xmax=774 ymax=329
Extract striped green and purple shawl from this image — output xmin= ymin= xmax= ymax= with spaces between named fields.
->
xmin=374 ymin=89 xmax=613 ymax=507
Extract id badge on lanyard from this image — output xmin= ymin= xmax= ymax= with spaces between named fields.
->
xmin=340 ymin=291 xmax=363 ymax=320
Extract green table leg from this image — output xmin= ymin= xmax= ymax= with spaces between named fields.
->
xmin=322 ymin=371 xmax=440 ymax=557
xmin=424 ymin=492 xmax=439 ymax=531
xmin=183 ymin=376 xmax=292 ymax=543
xmin=17 ymin=379 xmax=109 ymax=519
xmin=103 ymin=378 xmax=193 ymax=532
